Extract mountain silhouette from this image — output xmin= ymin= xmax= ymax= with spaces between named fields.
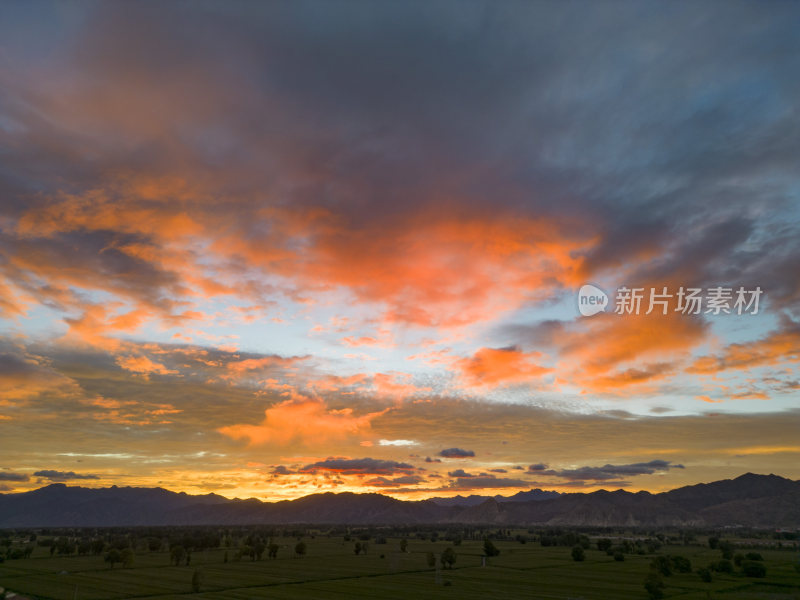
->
xmin=1 ymin=473 xmax=797 ymax=528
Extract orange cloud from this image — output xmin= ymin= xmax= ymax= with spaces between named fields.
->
xmin=217 ymin=394 xmax=388 ymax=446
xmin=547 ymin=311 xmax=708 ymax=393
xmin=81 ymin=396 xmax=182 ymax=426
xmin=6 ymin=163 xmax=598 ymax=360
xmin=0 ymin=350 xmax=80 ymax=403
xmin=289 ymin=210 xmax=591 ymax=328
xmin=221 ymin=355 xmax=308 ymax=382
xmin=309 ymin=373 xmax=369 ymax=393
xmin=115 ymin=355 xmax=178 ymax=378
xmin=687 ymin=317 xmax=800 ymax=374
xmin=697 ymin=395 xmax=723 ymax=404
xmin=456 ymin=346 xmax=551 ymax=387
xmin=371 ymin=372 xmax=431 ymax=400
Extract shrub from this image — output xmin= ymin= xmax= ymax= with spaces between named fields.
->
xmin=613 ymin=551 xmax=624 ymax=562
xmin=697 ymin=567 xmax=712 ymax=582
xmin=571 ymin=546 xmax=585 ymax=562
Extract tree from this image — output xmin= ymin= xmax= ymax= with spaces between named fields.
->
xmin=613 ymin=551 xmax=624 ymax=562
xmin=239 ymin=544 xmax=254 ymax=561
xmin=191 ymin=568 xmax=204 ymax=593
xmin=78 ymin=540 xmax=92 ymax=556
xmin=400 ymin=538 xmax=408 ymax=553
xmin=91 ymin=539 xmax=105 ymax=555
xmin=148 ymin=538 xmax=162 ymax=552
xmin=254 ymin=541 xmax=266 ymax=560
xmin=741 ymin=561 xmax=766 ymax=578
xmin=745 ymin=552 xmax=763 ymax=562
xmin=440 ymin=547 xmax=457 ymax=569
xmin=170 ymin=545 xmax=186 ymax=566
xmin=718 ymin=540 xmax=733 ymax=560
xmin=294 ymin=541 xmax=307 ymax=558
xmin=597 ymin=538 xmax=613 ymax=552
xmin=697 ymin=567 xmax=712 ymax=582
xmin=104 ymin=549 xmax=122 ymax=569
xmin=670 ymin=555 xmax=691 ymax=573
xmin=268 ymin=543 xmax=279 ymax=559
xmin=121 ymin=548 xmax=135 ymax=568
xmin=571 ymin=546 xmax=585 ymax=562
xmin=354 ymin=542 xmax=362 ymax=556
xmin=708 ymin=536 xmax=719 ymax=549
xmin=426 ymin=551 xmax=436 ymax=568
xmin=483 ymin=539 xmax=500 ymax=557
xmin=644 ymin=572 xmax=664 ymax=600
xmin=651 ymin=555 xmax=671 ymax=576
xmin=711 ymin=559 xmax=733 ymax=574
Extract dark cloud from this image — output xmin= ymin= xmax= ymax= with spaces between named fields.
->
xmin=2 ymin=0 xmax=797 ymax=332
xmin=448 ymin=476 xmax=531 ymax=490
xmin=447 ymin=469 xmax=475 ymax=478
xmin=542 ymin=460 xmax=684 ymax=481
xmin=439 ymin=448 xmax=475 ymax=458
xmin=300 ymin=458 xmax=416 ymax=475
xmin=424 ymin=456 xmax=442 ymax=463
xmin=270 ymin=465 xmax=294 ymax=476
xmin=365 ymin=475 xmax=425 ymax=487
xmin=546 ymin=480 xmax=631 ymax=489
xmin=0 ymin=471 xmax=30 ymax=482
xmin=33 ymin=470 xmax=99 ymax=481
xmin=488 ymin=468 xmax=507 ymax=473
xmin=528 ymin=463 xmax=548 ymax=472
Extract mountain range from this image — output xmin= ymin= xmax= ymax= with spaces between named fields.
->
xmin=1 ymin=473 xmax=798 ymax=528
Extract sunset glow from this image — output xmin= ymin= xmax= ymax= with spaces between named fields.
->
xmin=1 ymin=1 xmax=799 ymax=503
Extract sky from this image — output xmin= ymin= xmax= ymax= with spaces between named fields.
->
xmin=1 ymin=0 xmax=799 ymax=501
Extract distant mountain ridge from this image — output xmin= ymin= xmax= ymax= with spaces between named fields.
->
xmin=1 ymin=473 xmax=798 ymax=528
xmin=428 ymin=488 xmax=560 ymax=507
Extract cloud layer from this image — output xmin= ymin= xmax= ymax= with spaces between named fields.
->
xmin=0 ymin=1 xmax=798 ymax=499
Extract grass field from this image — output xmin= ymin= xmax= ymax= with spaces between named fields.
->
xmin=2 ymin=535 xmax=799 ymax=600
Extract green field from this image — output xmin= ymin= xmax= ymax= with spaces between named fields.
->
xmin=2 ymin=535 xmax=799 ymax=600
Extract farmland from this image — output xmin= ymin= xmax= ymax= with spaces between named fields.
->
xmin=1 ymin=529 xmax=799 ymax=600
